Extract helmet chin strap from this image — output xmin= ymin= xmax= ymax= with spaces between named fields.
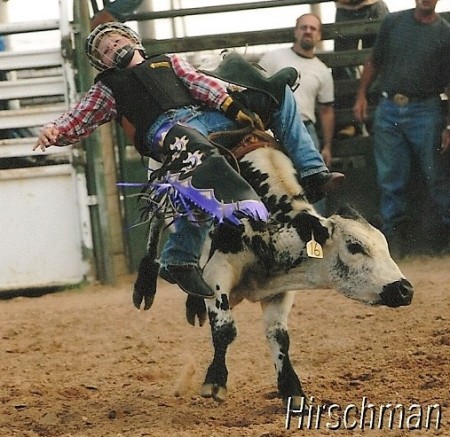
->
xmin=115 ymin=46 xmax=136 ymax=69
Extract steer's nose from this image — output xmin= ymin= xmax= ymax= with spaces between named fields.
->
xmin=379 ymin=279 xmax=414 ymax=307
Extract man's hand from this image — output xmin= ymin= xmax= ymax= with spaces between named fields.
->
xmin=353 ymin=94 xmax=368 ymax=123
xmin=33 ymin=125 xmax=60 ymax=152
xmin=441 ymin=128 xmax=450 ymax=154
xmin=221 ymin=96 xmax=265 ymax=131
xmin=321 ymin=144 xmax=332 ymax=168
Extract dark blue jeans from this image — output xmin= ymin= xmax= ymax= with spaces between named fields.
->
xmin=373 ymin=96 xmax=450 ymax=236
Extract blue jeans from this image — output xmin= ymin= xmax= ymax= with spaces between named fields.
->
xmin=147 ymin=86 xmax=327 ymax=267
xmin=305 ymin=121 xmax=326 ymax=215
xmin=373 ymin=96 xmax=450 ymax=236
xmin=270 ymin=87 xmax=328 ymax=177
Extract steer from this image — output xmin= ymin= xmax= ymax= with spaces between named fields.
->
xmin=133 ymin=133 xmax=414 ymax=408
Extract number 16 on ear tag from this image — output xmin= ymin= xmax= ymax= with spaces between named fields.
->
xmin=306 ymin=232 xmax=323 ymax=259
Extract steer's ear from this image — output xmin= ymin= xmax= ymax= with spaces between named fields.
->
xmin=291 ymin=212 xmax=329 ymax=245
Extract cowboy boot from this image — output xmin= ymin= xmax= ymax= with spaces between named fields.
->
xmin=152 ymin=123 xmax=269 ymax=226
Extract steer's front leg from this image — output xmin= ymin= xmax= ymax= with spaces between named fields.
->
xmin=133 ymin=213 xmax=165 ymax=310
xmin=199 ymin=250 xmax=252 ymax=402
xmin=261 ymin=291 xmax=307 ymax=409
xmin=201 ymin=292 xmax=236 ymax=402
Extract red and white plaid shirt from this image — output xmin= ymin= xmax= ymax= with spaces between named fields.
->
xmin=51 ymin=54 xmax=230 ymax=145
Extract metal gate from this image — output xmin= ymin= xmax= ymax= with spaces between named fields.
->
xmin=0 ymin=5 xmax=93 ymax=291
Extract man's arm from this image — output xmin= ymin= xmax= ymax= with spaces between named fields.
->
xmin=442 ymin=85 xmax=450 ymax=154
xmin=353 ymin=54 xmax=379 ymax=123
xmin=170 ymin=54 xmax=229 ymax=109
xmin=33 ymin=82 xmax=116 ymax=151
xmin=318 ymin=103 xmax=335 ymax=167
xmin=171 ymin=54 xmax=264 ymax=130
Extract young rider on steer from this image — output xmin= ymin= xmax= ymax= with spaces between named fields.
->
xmin=34 ymin=23 xmax=344 ymax=300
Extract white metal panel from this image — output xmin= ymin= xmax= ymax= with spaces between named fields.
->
xmin=0 ymin=104 xmax=67 ymax=129
xmin=0 ymin=76 xmax=66 ymax=100
xmin=0 ymin=49 xmax=62 ymax=70
xmin=0 ymin=138 xmax=72 ymax=158
xmin=0 ymin=20 xmax=59 ymax=36
xmin=0 ymin=0 xmax=94 ymax=291
xmin=0 ymin=164 xmax=89 ymax=290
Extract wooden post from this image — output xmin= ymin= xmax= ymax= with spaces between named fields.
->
xmin=310 ymin=3 xmax=324 ymax=51
xmin=73 ymin=0 xmax=117 ymax=284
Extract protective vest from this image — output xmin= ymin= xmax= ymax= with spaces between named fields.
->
xmin=96 ymin=54 xmax=198 ymax=155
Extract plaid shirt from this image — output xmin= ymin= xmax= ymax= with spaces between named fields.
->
xmin=51 ymin=54 xmax=229 ymax=145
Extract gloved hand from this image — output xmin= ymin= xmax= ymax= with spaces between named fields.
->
xmin=221 ymin=96 xmax=265 ymax=131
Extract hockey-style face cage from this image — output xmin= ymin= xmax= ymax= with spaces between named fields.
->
xmin=85 ymin=22 xmax=146 ymax=71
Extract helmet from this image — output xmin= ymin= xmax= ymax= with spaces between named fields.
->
xmin=85 ymin=22 xmax=146 ymax=71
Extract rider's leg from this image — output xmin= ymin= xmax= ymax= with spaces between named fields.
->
xmin=154 ymin=123 xmax=268 ymax=299
xmin=158 ymin=217 xmax=215 ymax=299
xmin=232 ymin=87 xmax=344 ymax=202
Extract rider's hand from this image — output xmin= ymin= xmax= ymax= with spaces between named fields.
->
xmin=33 ymin=125 xmax=60 ymax=152
xmin=221 ymin=96 xmax=265 ymax=131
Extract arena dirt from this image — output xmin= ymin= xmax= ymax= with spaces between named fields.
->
xmin=1 ymin=255 xmax=449 ymax=436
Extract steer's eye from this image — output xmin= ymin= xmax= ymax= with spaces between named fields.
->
xmin=347 ymin=242 xmax=366 ymax=255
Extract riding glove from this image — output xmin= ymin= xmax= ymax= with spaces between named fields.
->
xmin=221 ymin=96 xmax=265 ymax=131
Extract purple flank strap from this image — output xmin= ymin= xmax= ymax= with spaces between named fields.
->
xmin=163 ymin=173 xmax=269 ymax=225
xmin=120 ymin=175 xmax=268 ymax=226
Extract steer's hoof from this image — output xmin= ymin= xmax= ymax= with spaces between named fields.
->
xmin=200 ymin=383 xmax=214 ymax=398
xmin=284 ymin=395 xmax=309 ymax=415
xmin=132 ymin=286 xmax=155 ymax=311
xmin=200 ymin=383 xmax=227 ymax=402
xmin=288 ymin=395 xmax=304 ymax=411
xmin=213 ymin=386 xmax=227 ymax=403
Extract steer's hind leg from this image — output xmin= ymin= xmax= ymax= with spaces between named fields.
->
xmin=261 ymin=291 xmax=306 ymax=408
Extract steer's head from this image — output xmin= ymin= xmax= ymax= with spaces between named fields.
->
xmin=304 ymin=206 xmax=414 ymax=307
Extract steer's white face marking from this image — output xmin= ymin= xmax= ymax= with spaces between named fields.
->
xmin=305 ymin=214 xmax=405 ymax=305
xmin=324 ymin=216 xmax=404 ymax=303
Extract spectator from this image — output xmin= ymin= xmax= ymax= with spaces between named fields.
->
xmin=34 ymin=23 xmax=344 ymax=298
xmin=334 ymin=0 xmax=389 ymax=81
xmin=333 ymin=0 xmax=389 ymax=138
xmin=259 ymin=13 xmax=335 ymax=214
xmin=91 ymin=0 xmax=144 ymax=29
xmin=353 ymin=0 xmax=450 ymax=257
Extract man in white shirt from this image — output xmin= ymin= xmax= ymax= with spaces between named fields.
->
xmin=259 ymin=13 xmax=335 ymax=213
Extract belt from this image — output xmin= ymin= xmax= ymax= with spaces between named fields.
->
xmin=381 ymin=92 xmax=436 ymax=106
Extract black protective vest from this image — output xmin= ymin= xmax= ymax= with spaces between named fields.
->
xmin=96 ymin=54 xmax=198 ymax=155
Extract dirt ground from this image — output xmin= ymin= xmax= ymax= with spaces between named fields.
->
xmin=1 ymin=254 xmax=449 ymax=437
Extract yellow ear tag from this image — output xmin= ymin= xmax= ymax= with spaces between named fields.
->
xmin=306 ymin=232 xmax=323 ymax=259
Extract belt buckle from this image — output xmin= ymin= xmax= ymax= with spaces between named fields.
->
xmin=393 ymin=93 xmax=409 ymax=106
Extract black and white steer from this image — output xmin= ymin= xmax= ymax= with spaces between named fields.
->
xmin=133 ymin=142 xmax=414 ymax=408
